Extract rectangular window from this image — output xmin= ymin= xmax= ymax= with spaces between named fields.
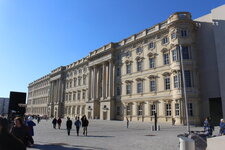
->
xmin=69 ymin=94 xmax=71 ymax=101
xmin=163 ymin=53 xmax=170 ymax=65
xmin=171 ymin=32 xmax=176 ymax=39
xmin=82 ymin=91 xmax=86 ymax=99
xmin=174 ymin=75 xmax=180 ymax=88
xmin=126 ymin=64 xmax=131 ymax=74
xmin=73 ymin=93 xmax=75 ymax=101
xmin=184 ymin=70 xmax=192 ymax=87
xmin=166 ymin=103 xmax=171 ymax=116
xmin=151 ymin=104 xmax=156 ymax=116
xmin=188 ymin=103 xmax=193 ymax=116
xmin=165 ymin=76 xmax=170 ymax=90
xmin=137 ymin=82 xmax=143 ymax=93
xmin=74 ymin=79 xmax=77 ymax=87
xmin=137 ymin=105 xmax=143 ymax=116
xmin=117 ymin=67 xmax=121 ymax=76
xmin=116 ymin=87 xmax=121 ymax=96
xmin=78 ymin=78 xmax=81 ymax=86
xmin=181 ymin=30 xmax=188 ymax=37
xmin=78 ymin=91 xmax=81 ymax=100
xmin=83 ymin=77 xmax=86 ymax=85
xmin=182 ymin=46 xmax=190 ymax=59
xmin=65 ymin=94 xmax=68 ymax=101
xmin=149 ymin=58 xmax=155 ymax=68
xmin=149 ymin=42 xmax=154 ymax=49
xmin=150 ymin=80 xmax=156 ymax=92
xmin=175 ymin=103 xmax=180 ymax=116
xmin=136 ymin=47 xmax=143 ymax=53
xmin=162 ymin=37 xmax=169 ymax=44
xmin=172 ymin=49 xmax=178 ymax=61
xmin=126 ymin=84 xmax=131 ymax=95
xmin=137 ymin=61 xmax=142 ymax=71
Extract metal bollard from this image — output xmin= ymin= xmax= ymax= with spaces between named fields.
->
xmin=179 ymin=136 xmax=195 ymax=150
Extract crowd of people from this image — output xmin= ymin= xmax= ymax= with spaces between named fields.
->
xmin=203 ymin=117 xmax=225 ymax=137
xmin=52 ymin=115 xmax=89 ymax=136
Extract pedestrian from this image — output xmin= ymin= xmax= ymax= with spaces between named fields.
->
xmin=172 ymin=118 xmax=176 ymax=126
xmin=66 ymin=117 xmax=72 ymax=136
xmin=82 ymin=116 xmax=89 ymax=136
xmin=74 ymin=117 xmax=81 ymax=136
xmin=57 ymin=117 xmax=62 ymax=129
xmin=25 ymin=116 xmax=36 ymax=146
xmin=219 ymin=119 xmax=225 ymax=135
xmin=37 ymin=116 xmax=41 ymax=124
xmin=126 ymin=117 xmax=129 ymax=128
xmin=52 ymin=118 xmax=57 ymax=129
xmin=203 ymin=117 xmax=213 ymax=137
xmin=0 ymin=117 xmax=26 ymax=150
xmin=11 ymin=117 xmax=30 ymax=147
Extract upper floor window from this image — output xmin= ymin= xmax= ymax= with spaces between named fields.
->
xmin=184 ymin=70 xmax=192 ymax=87
xmin=79 ymin=69 xmax=82 ymax=74
xmin=182 ymin=46 xmax=191 ymax=59
xmin=181 ymin=29 xmax=188 ymax=37
xmin=137 ymin=61 xmax=143 ymax=72
xmin=164 ymin=76 xmax=170 ymax=90
xmin=126 ymin=84 xmax=131 ymax=95
xmin=172 ymin=49 xmax=178 ymax=62
xmin=82 ymin=90 xmax=86 ymax=99
xmin=83 ymin=76 xmax=86 ymax=85
xmin=125 ymin=51 xmax=131 ymax=57
xmin=149 ymin=42 xmax=154 ymax=49
xmin=174 ymin=75 xmax=180 ymax=88
xmin=166 ymin=103 xmax=171 ymax=116
xmin=137 ymin=82 xmax=143 ymax=93
xmin=163 ymin=53 xmax=170 ymax=65
xmin=188 ymin=103 xmax=193 ymax=116
xmin=136 ymin=47 xmax=143 ymax=54
xmin=74 ymin=78 xmax=77 ymax=87
xmin=126 ymin=64 xmax=131 ymax=74
xmin=162 ymin=37 xmax=169 ymax=44
xmin=149 ymin=57 xmax=155 ymax=69
xmin=78 ymin=78 xmax=82 ymax=86
xmin=171 ymin=32 xmax=176 ymax=39
xmin=73 ymin=92 xmax=76 ymax=101
xmin=150 ymin=80 xmax=156 ymax=92
xmin=77 ymin=91 xmax=81 ymax=100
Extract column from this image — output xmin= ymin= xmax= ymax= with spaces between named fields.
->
xmin=88 ymin=67 xmax=92 ymax=100
xmin=108 ymin=60 xmax=113 ymax=98
xmin=144 ymin=101 xmax=150 ymax=116
xmin=106 ymin=63 xmax=109 ymax=98
xmin=102 ymin=63 xmax=106 ymax=99
xmin=93 ymin=66 xmax=97 ymax=99
xmin=132 ymin=102 xmax=137 ymax=117
xmin=96 ymin=67 xmax=99 ymax=99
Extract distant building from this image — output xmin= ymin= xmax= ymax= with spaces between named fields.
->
xmin=27 ymin=5 xmax=225 ymax=125
xmin=0 ymin=98 xmax=9 ymax=116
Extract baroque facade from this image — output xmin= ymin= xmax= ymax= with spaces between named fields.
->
xmin=27 ymin=11 xmax=217 ymax=125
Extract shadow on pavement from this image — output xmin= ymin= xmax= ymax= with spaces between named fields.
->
xmin=32 ymin=143 xmax=106 ymax=150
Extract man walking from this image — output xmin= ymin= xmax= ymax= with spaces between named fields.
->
xmin=66 ymin=117 xmax=72 ymax=136
xmin=82 ymin=116 xmax=89 ymax=136
xmin=57 ymin=117 xmax=62 ymax=129
xmin=52 ymin=118 xmax=57 ymax=129
xmin=74 ymin=117 xmax=81 ymax=136
xmin=126 ymin=117 xmax=129 ymax=128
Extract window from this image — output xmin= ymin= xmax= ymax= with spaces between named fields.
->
xmin=151 ymin=104 xmax=156 ymax=116
xmin=175 ymin=103 xmax=180 ymax=116
xmin=137 ymin=61 xmax=142 ymax=71
xmin=166 ymin=103 xmax=171 ymax=116
xmin=74 ymin=70 xmax=77 ymax=75
xmin=126 ymin=84 xmax=131 ymax=95
xmin=79 ymin=69 xmax=82 ymax=74
xmin=136 ymin=47 xmax=143 ymax=54
xmin=149 ymin=58 xmax=155 ymax=68
xmin=162 ymin=37 xmax=169 ymax=44
xmin=65 ymin=94 xmax=68 ymax=101
xmin=83 ymin=76 xmax=86 ymax=85
xmin=184 ymin=70 xmax=192 ymax=87
xmin=137 ymin=82 xmax=143 ymax=93
xmin=116 ymin=107 xmax=120 ymax=115
xmin=137 ymin=105 xmax=143 ymax=116
xmin=125 ymin=51 xmax=131 ymax=57
xmin=149 ymin=42 xmax=154 ymax=49
xmin=116 ymin=86 xmax=121 ymax=96
xmin=188 ymin=103 xmax=193 ymax=116
xmin=150 ymin=80 xmax=156 ymax=92
xmin=163 ymin=53 xmax=170 ymax=65
xmin=171 ymin=32 xmax=176 ymax=39
xmin=66 ymin=82 xmax=68 ymax=89
xmin=164 ymin=76 xmax=170 ymax=90
xmin=69 ymin=81 xmax=72 ymax=88
xmin=117 ymin=67 xmax=121 ymax=76
xmin=181 ymin=30 xmax=188 ymax=37
xmin=78 ymin=91 xmax=81 ymax=100
xmin=172 ymin=49 xmax=178 ymax=61
xmin=82 ymin=91 xmax=86 ymax=99
xmin=69 ymin=93 xmax=71 ymax=101
xmin=127 ymin=105 xmax=131 ymax=115
xmin=74 ymin=78 xmax=77 ymax=87
xmin=174 ymin=75 xmax=180 ymax=88
xmin=126 ymin=64 xmax=131 ymax=74
xmin=78 ymin=78 xmax=82 ymax=86
xmin=73 ymin=92 xmax=76 ymax=101
xmin=182 ymin=46 xmax=190 ymax=59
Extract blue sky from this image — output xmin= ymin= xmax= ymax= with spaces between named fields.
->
xmin=0 ymin=0 xmax=224 ymax=97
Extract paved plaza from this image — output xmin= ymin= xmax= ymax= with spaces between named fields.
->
xmin=28 ymin=119 xmax=211 ymax=150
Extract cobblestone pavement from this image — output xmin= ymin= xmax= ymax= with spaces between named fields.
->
xmin=27 ymin=119 xmax=215 ymax=150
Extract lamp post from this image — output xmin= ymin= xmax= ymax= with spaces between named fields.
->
xmin=179 ymin=45 xmax=190 ymax=134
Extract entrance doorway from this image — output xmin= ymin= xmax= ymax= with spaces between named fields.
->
xmin=103 ymin=111 xmax=107 ymax=120
xmin=209 ymin=97 xmax=223 ymax=126
xmin=88 ymin=112 xmax=92 ymax=119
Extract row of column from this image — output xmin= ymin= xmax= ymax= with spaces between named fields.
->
xmin=89 ymin=60 xmax=114 ymax=100
xmin=65 ymin=105 xmax=85 ymax=116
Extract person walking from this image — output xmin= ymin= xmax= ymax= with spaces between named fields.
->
xmin=66 ymin=117 xmax=72 ymax=136
xmin=0 ymin=117 xmax=26 ymax=150
xmin=37 ymin=116 xmax=41 ymax=124
xmin=57 ymin=117 xmax=62 ymax=129
xmin=219 ymin=119 xmax=225 ymax=135
xmin=82 ymin=116 xmax=89 ymax=136
xmin=52 ymin=118 xmax=57 ymax=129
xmin=11 ymin=117 xmax=30 ymax=147
xmin=74 ymin=117 xmax=81 ymax=136
xmin=203 ymin=117 xmax=214 ymax=137
xmin=25 ymin=116 xmax=36 ymax=146
xmin=126 ymin=117 xmax=129 ymax=128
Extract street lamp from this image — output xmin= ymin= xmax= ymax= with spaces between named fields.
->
xmin=179 ymin=45 xmax=190 ymax=134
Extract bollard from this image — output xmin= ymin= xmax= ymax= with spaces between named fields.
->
xmin=179 ymin=136 xmax=195 ymax=150
xmin=157 ymin=125 xmax=160 ymax=131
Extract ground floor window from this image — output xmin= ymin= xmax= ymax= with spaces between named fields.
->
xmin=166 ymin=103 xmax=171 ymax=116
xmin=175 ymin=103 xmax=180 ymax=116
xmin=137 ymin=104 xmax=143 ymax=116
xmin=188 ymin=103 xmax=193 ymax=116
xmin=151 ymin=104 xmax=156 ymax=116
xmin=126 ymin=104 xmax=132 ymax=116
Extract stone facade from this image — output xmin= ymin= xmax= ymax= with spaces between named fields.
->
xmin=27 ymin=9 xmax=225 ymax=125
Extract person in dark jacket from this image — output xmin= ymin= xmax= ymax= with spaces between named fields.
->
xmin=57 ymin=117 xmax=62 ymax=129
xmin=82 ymin=116 xmax=89 ymax=136
xmin=74 ymin=117 xmax=81 ymax=136
xmin=52 ymin=118 xmax=57 ymax=129
xmin=11 ymin=117 xmax=30 ymax=147
xmin=0 ymin=117 xmax=26 ymax=150
xmin=203 ymin=117 xmax=214 ymax=137
xmin=25 ymin=116 xmax=36 ymax=145
xmin=66 ymin=117 xmax=72 ymax=136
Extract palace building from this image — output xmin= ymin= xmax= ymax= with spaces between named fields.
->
xmin=27 ymin=5 xmax=225 ymax=125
